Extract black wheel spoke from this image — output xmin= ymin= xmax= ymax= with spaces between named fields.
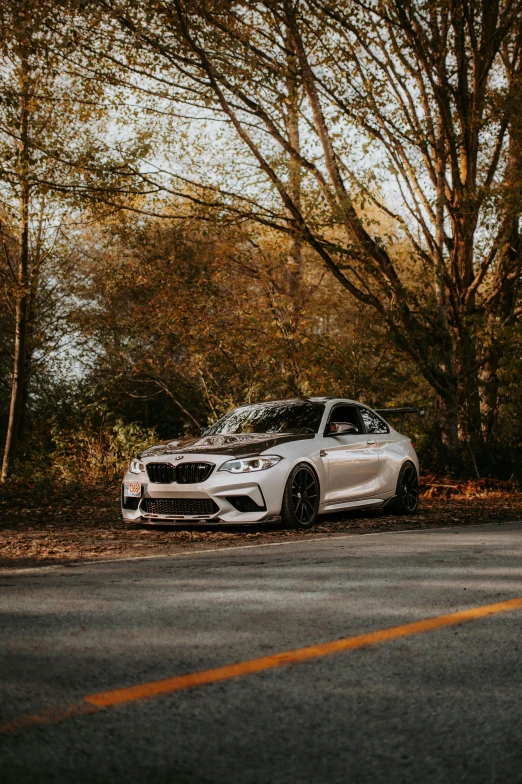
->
xmin=290 ymin=467 xmax=318 ymax=525
xmin=400 ymin=466 xmax=419 ymax=511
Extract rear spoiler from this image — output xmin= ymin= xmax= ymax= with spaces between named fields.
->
xmin=375 ymin=406 xmax=426 ymax=432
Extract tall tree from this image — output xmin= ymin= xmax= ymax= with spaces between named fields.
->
xmin=95 ymin=0 xmax=522 ymax=472
xmin=0 ymin=2 xmax=34 ymax=480
xmin=0 ymin=0 xmax=150 ymax=479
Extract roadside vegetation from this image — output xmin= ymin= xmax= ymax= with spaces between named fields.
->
xmin=1 ymin=0 xmax=522 ymax=509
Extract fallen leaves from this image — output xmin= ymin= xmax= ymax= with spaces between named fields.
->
xmin=0 ymin=478 xmax=520 ymax=570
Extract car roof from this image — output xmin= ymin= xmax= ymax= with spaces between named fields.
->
xmin=234 ymin=396 xmax=362 ymax=407
xmin=308 ymin=396 xmax=355 ymax=403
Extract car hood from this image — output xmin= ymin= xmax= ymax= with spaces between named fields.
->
xmin=139 ymin=432 xmax=315 ymax=459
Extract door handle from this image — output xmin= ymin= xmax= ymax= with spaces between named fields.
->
xmin=320 ymin=449 xmax=327 ymax=457
xmin=367 ymin=440 xmax=376 ymax=445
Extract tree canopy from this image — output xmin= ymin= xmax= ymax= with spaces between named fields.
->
xmin=2 ymin=0 xmax=522 ymax=480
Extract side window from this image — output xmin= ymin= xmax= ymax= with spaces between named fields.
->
xmin=327 ymin=405 xmax=362 ymax=433
xmin=359 ymin=408 xmax=389 ymax=434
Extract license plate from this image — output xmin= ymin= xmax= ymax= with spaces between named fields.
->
xmin=124 ymin=481 xmax=141 ymax=498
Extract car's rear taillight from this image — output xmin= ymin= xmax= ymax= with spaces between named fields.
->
xmin=411 ymin=441 xmax=416 ymax=452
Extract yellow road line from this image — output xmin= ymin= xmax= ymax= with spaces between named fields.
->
xmin=2 ymin=596 xmax=522 ymax=734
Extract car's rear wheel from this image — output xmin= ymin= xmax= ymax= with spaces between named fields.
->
xmin=392 ymin=461 xmax=419 ymax=515
xmin=281 ymin=463 xmax=320 ymax=529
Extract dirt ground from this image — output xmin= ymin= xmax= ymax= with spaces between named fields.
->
xmin=0 ymin=477 xmax=521 ymax=570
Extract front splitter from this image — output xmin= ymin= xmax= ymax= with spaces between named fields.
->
xmin=128 ymin=515 xmax=282 ymax=527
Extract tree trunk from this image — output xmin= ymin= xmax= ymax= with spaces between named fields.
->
xmin=2 ymin=234 xmax=30 ymax=480
xmin=2 ymin=55 xmax=30 ymax=482
xmin=438 ymin=393 xmax=461 ymax=475
xmin=285 ymin=35 xmax=302 ymax=305
xmin=17 ymin=299 xmax=34 ymax=443
xmin=18 ymin=197 xmax=45 ymax=441
xmin=281 ymin=32 xmax=302 ymax=394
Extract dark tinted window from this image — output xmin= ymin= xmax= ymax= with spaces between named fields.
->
xmin=328 ymin=405 xmax=361 ymax=432
xmin=203 ymin=401 xmax=325 ymax=435
xmin=359 ymin=408 xmax=389 ymax=434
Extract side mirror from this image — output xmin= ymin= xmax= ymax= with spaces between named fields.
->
xmin=328 ymin=422 xmax=358 ymax=435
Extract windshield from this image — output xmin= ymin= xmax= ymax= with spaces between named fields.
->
xmin=202 ymin=401 xmax=325 ymax=436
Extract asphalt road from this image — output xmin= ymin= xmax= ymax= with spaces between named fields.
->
xmin=1 ymin=521 xmax=522 ymax=784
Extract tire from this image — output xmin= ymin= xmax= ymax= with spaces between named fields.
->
xmin=391 ymin=461 xmax=419 ymax=515
xmin=281 ymin=463 xmax=320 ymax=529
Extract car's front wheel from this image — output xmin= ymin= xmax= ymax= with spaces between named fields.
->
xmin=392 ymin=461 xmax=419 ymax=515
xmin=281 ymin=463 xmax=320 ymax=529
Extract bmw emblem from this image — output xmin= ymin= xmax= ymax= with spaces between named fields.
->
xmin=175 ymin=455 xmax=184 ymax=460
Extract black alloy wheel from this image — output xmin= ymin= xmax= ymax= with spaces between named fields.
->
xmin=393 ymin=461 xmax=419 ymax=515
xmin=281 ymin=463 xmax=320 ymax=529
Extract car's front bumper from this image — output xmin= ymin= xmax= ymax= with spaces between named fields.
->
xmin=121 ymin=454 xmax=289 ymax=525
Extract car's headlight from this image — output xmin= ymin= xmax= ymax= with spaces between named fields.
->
xmin=129 ymin=458 xmax=145 ymax=474
xmin=218 ymin=455 xmax=282 ymax=473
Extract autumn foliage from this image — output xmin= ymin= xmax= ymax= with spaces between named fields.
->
xmin=1 ymin=0 xmax=522 ymax=483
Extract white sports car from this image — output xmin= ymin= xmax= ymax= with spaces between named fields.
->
xmin=121 ymin=397 xmax=419 ymax=529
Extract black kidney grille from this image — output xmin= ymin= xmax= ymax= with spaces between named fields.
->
xmin=146 ymin=463 xmax=175 ymax=484
xmin=176 ymin=462 xmax=214 ymax=484
xmin=142 ymin=498 xmax=219 ymax=517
